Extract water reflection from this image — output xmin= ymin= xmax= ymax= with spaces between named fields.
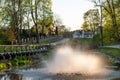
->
xmin=0 ymin=68 xmax=120 ymax=80
xmin=9 ymin=73 xmax=22 ymax=80
xmin=0 ymin=73 xmax=22 ymax=80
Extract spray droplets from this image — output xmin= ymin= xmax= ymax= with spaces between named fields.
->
xmin=45 ymin=45 xmax=107 ymax=76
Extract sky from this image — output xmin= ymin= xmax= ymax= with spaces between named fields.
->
xmin=52 ymin=0 xmax=95 ymax=31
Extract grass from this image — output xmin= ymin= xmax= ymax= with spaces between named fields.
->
xmin=79 ymin=38 xmax=120 ymax=59
xmin=78 ymin=38 xmax=93 ymax=44
xmin=39 ymin=39 xmax=60 ymax=44
xmin=0 ymin=56 xmax=31 ymax=72
xmin=96 ymin=47 xmax=120 ymax=60
xmin=71 ymin=38 xmax=93 ymax=44
xmin=66 ymin=38 xmax=93 ymax=46
xmin=70 ymin=38 xmax=120 ymax=60
xmin=0 ymin=46 xmax=4 ymax=52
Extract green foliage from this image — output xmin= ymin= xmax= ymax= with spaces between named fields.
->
xmin=0 ymin=56 xmax=31 ymax=72
xmin=89 ymin=0 xmax=120 ymax=44
xmin=0 ymin=29 xmax=11 ymax=44
xmin=82 ymin=20 xmax=89 ymax=31
xmin=0 ymin=63 xmax=7 ymax=71
xmin=82 ymin=9 xmax=100 ymax=32
xmin=0 ymin=40 xmax=11 ymax=45
xmin=97 ymin=47 xmax=120 ymax=60
xmin=11 ymin=56 xmax=31 ymax=66
xmin=39 ymin=38 xmax=60 ymax=44
xmin=93 ymin=33 xmax=101 ymax=46
xmin=6 ymin=28 xmax=16 ymax=42
xmin=102 ymin=13 xmax=116 ymax=45
xmin=0 ymin=62 xmax=12 ymax=72
xmin=0 ymin=0 xmax=53 ymax=44
xmin=0 ymin=29 xmax=7 ymax=40
xmin=68 ymin=38 xmax=93 ymax=47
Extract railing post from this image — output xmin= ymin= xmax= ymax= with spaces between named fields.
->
xmin=4 ymin=46 xmax=6 ymax=54
xmin=3 ymin=46 xmax=6 ymax=60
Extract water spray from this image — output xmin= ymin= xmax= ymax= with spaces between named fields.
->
xmin=45 ymin=44 xmax=108 ymax=77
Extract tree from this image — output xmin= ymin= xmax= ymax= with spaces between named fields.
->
xmin=92 ymin=0 xmax=119 ymax=42
xmin=0 ymin=0 xmax=53 ymax=44
xmin=53 ymin=14 xmax=63 ymax=35
xmin=29 ymin=0 xmax=41 ymax=43
xmin=0 ymin=0 xmax=25 ymax=44
xmin=82 ymin=17 xmax=89 ymax=31
xmin=28 ymin=0 xmax=53 ymax=43
xmin=82 ymin=9 xmax=100 ymax=34
xmin=41 ymin=0 xmax=53 ymax=34
xmin=6 ymin=28 xmax=16 ymax=42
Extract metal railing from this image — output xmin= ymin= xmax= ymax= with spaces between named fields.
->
xmin=0 ymin=44 xmax=52 ymax=60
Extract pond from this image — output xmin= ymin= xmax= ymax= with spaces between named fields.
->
xmin=0 ymin=62 xmax=120 ymax=80
xmin=0 ymin=43 xmax=120 ymax=80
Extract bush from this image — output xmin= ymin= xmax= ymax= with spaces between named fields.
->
xmin=0 ymin=40 xmax=11 ymax=45
xmin=93 ymin=33 xmax=101 ymax=46
xmin=11 ymin=56 xmax=30 ymax=66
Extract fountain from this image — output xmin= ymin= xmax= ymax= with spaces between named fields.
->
xmin=44 ymin=44 xmax=108 ymax=79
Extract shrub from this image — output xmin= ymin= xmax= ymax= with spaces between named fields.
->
xmin=93 ymin=33 xmax=101 ymax=46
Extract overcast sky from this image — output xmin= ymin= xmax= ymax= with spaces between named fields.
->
xmin=52 ymin=0 xmax=95 ymax=31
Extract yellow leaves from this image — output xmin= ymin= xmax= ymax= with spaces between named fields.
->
xmin=0 ymin=63 xmax=7 ymax=71
xmin=44 ymin=27 xmax=49 ymax=35
xmin=6 ymin=28 xmax=16 ymax=42
xmin=49 ymin=24 xmax=54 ymax=30
xmin=32 ymin=24 xmax=53 ymax=35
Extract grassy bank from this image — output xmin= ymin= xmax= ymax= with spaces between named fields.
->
xmin=39 ymin=38 xmax=61 ymax=44
xmin=0 ymin=56 xmax=31 ymax=72
xmin=70 ymin=38 xmax=120 ymax=60
xmin=0 ymin=49 xmax=52 ymax=72
xmin=96 ymin=47 xmax=120 ymax=60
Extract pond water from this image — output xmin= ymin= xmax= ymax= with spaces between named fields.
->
xmin=0 ymin=65 xmax=120 ymax=80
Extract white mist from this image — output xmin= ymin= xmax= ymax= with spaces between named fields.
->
xmin=45 ymin=45 xmax=107 ymax=76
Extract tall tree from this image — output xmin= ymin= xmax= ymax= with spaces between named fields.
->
xmin=0 ymin=0 xmax=25 ymax=44
xmin=29 ymin=0 xmax=41 ymax=43
xmin=41 ymin=0 xmax=53 ymax=34
xmin=0 ymin=0 xmax=53 ymax=44
xmin=83 ymin=9 xmax=100 ymax=34
xmin=53 ymin=14 xmax=63 ymax=35
xmin=92 ymin=0 xmax=119 ymax=42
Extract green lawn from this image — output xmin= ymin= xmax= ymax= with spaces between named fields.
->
xmin=71 ymin=38 xmax=93 ymax=44
xmin=39 ymin=39 xmax=60 ymax=44
xmin=96 ymin=47 xmax=120 ymax=60
xmin=70 ymin=38 xmax=120 ymax=60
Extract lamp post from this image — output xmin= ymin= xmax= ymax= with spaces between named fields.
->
xmin=97 ymin=0 xmax=103 ymax=46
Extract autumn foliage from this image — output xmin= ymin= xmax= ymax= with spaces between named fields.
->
xmin=6 ymin=28 xmax=16 ymax=42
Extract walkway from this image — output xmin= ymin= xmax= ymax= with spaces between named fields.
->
xmin=51 ymin=38 xmax=70 ymax=45
xmin=103 ymin=45 xmax=120 ymax=49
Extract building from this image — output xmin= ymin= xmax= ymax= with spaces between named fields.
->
xmin=72 ymin=30 xmax=95 ymax=38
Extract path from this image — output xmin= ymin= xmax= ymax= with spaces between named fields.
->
xmin=103 ymin=45 xmax=120 ymax=49
xmin=51 ymin=38 xmax=70 ymax=45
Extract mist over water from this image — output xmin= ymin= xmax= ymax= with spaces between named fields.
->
xmin=45 ymin=45 xmax=107 ymax=76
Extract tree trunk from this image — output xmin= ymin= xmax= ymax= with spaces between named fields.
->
xmin=35 ymin=1 xmax=39 ymax=43
xmin=111 ymin=14 xmax=118 ymax=41
xmin=30 ymin=0 xmax=39 ymax=43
